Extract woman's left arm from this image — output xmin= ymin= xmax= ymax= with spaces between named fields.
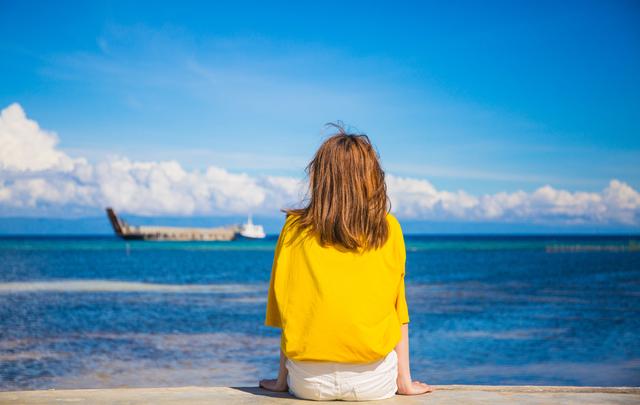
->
xmin=258 ymin=347 xmax=288 ymax=392
xmin=260 ymin=218 xmax=289 ymax=392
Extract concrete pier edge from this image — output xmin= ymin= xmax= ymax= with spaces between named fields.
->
xmin=1 ymin=385 xmax=639 ymax=404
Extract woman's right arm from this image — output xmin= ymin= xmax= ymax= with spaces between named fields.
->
xmin=394 ymin=323 xmax=433 ymax=395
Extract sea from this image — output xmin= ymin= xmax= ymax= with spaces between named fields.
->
xmin=0 ymin=235 xmax=639 ymax=390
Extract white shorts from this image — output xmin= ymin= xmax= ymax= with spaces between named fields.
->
xmin=286 ymin=350 xmax=398 ymax=401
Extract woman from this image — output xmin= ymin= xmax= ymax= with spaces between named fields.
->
xmin=259 ymin=125 xmax=433 ymax=400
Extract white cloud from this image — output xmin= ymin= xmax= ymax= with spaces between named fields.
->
xmin=0 ymin=103 xmax=303 ymax=216
xmin=0 ymin=103 xmax=638 ymax=226
xmin=387 ymin=175 xmax=640 ymax=225
xmin=0 ymin=103 xmax=82 ymax=172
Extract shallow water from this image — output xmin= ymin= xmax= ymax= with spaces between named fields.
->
xmin=0 ymin=235 xmax=639 ymax=389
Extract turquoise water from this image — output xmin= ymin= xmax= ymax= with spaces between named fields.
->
xmin=0 ymin=235 xmax=639 ymax=389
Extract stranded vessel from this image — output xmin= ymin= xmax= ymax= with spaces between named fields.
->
xmin=106 ymin=208 xmax=265 ymax=241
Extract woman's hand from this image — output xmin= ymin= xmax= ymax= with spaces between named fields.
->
xmin=259 ymin=378 xmax=288 ymax=392
xmin=260 ymin=346 xmax=289 ymax=392
xmin=396 ymin=378 xmax=434 ymax=395
xmin=394 ymin=324 xmax=433 ymax=395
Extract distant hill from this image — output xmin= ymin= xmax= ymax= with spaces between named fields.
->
xmin=0 ymin=216 xmax=638 ymax=235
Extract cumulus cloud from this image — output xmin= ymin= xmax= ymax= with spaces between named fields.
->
xmin=0 ymin=103 xmax=303 ymax=216
xmin=386 ymin=175 xmax=640 ymax=225
xmin=0 ymin=103 xmax=82 ymax=172
xmin=0 ymin=103 xmax=638 ymax=226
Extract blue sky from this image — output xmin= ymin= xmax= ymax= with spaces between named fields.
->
xmin=0 ymin=1 xmax=639 ymax=229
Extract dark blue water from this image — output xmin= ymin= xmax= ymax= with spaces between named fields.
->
xmin=0 ymin=235 xmax=639 ymax=390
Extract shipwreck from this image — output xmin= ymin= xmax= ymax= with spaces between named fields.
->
xmin=106 ymin=208 xmax=265 ymax=241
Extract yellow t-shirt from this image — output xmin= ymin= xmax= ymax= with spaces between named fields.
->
xmin=264 ymin=212 xmax=410 ymax=363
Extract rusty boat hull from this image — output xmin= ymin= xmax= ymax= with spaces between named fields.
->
xmin=106 ymin=208 xmax=240 ymax=241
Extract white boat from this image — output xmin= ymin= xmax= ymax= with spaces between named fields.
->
xmin=240 ymin=214 xmax=266 ymax=239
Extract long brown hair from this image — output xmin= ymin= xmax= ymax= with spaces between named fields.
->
xmin=285 ymin=123 xmax=390 ymax=251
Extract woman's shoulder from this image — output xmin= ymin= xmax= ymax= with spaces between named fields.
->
xmin=385 ymin=212 xmax=402 ymax=232
xmin=386 ymin=211 xmax=398 ymax=224
xmin=283 ymin=212 xmax=302 ymax=230
xmin=280 ymin=212 xmax=309 ymax=244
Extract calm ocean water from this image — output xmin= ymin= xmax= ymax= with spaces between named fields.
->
xmin=0 ymin=235 xmax=639 ymax=390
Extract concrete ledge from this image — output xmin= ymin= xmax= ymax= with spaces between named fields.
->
xmin=1 ymin=385 xmax=639 ymax=404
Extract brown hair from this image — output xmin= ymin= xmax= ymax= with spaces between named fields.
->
xmin=285 ymin=123 xmax=390 ymax=251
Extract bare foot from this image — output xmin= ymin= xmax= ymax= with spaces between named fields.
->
xmin=397 ymin=380 xmax=434 ymax=395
